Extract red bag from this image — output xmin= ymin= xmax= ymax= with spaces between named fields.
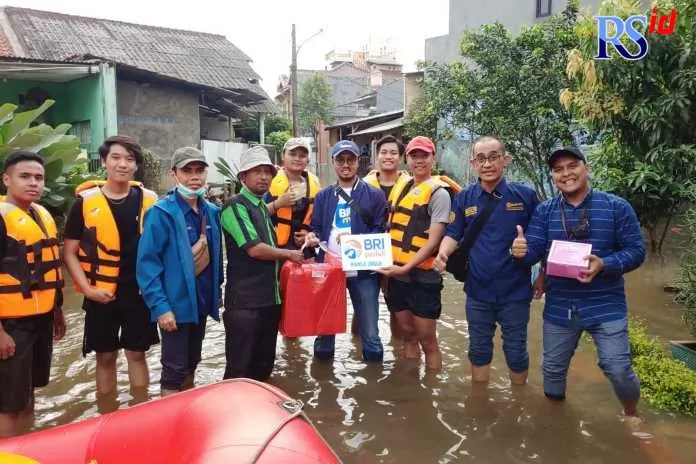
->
xmin=280 ymin=252 xmax=347 ymax=337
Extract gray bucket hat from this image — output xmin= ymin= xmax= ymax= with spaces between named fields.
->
xmin=239 ymin=145 xmax=277 ymax=176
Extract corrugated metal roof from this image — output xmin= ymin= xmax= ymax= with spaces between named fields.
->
xmin=347 ymin=117 xmax=404 ymax=137
xmin=2 ymin=7 xmax=274 ymax=110
xmin=0 ymin=31 xmax=12 ymax=56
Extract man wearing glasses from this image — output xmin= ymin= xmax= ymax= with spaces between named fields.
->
xmin=511 ymin=147 xmax=645 ymax=419
xmin=435 ymin=136 xmax=539 ymax=385
xmin=305 ymin=140 xmax=389 ymax=362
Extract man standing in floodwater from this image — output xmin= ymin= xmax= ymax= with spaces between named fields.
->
xmin=512 ymin=146 xmax=645 ymax=419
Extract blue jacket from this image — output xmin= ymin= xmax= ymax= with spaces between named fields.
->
xmin=311 ymin=179 xmax=387 ymax=276
xmin=137 ymin=190 xmax=223 ymax=323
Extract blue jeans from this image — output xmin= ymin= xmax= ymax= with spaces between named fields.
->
xmin=543 ymin=316 xmax=640 ymax=402
xmin=314 ymin=275 xmax=383 ymax=361
xmin=465 ymin=297 xmax=530 ymax=373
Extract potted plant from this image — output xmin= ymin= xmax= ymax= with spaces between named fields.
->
xmin=672 ymin=208 xmax=696 ymax=371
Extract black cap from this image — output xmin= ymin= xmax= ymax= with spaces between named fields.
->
xmin=548 ymin=146 xmax=587 ymax=167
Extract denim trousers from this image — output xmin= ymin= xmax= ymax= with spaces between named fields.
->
xmin=543 ymin=316 xmax=640 ymax=402
xmin=465 ymin=296 xmax=531 ymax=373
xmin=314 ymin=275 xmax=383 ymax=361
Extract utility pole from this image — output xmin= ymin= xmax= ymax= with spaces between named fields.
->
xmin=291 ymin=24 xmax=299 ymax=137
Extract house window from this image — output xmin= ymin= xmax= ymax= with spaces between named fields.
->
xmin=536 ymin=0 xmax=552 ymax=18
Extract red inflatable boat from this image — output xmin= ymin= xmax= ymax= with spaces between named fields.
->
xmin=0 ymin=379 xmax=341 ymax=463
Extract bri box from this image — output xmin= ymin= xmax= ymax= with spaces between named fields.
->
xmin=546 ymin=240 xmax=592 ymax=279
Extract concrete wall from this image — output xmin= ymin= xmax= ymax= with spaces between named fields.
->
xmin=425 ymin=0 xmax=607 ymax=64
xmin=404 ymin=74 xmax=424 ymax=116
xmin=116 ymin=79 xmax=200 ymax=164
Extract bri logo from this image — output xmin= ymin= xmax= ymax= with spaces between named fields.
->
xmin=595 ymin=8 xmax=677 ymax=60
xmin=343 ymin=240 xmax=363 ymax=259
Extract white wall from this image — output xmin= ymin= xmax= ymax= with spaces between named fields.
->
xmin=201 ymin=140 xmax=248 ymax=185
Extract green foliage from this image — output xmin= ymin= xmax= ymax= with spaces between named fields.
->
xmin=414 ymin=2 xmax=580 ymax=199
xmin=299 ymin=74 xmax=334 ymax=138
xmin=264 ymin=114 xmax=292 ymax=135
xmin=213 ymin=157 xmax=242 ymax=194
xmin=629 ymin=321 xmax=696 ymax=416
xmin=266 ymin=130 xmax=292 ymax=156
xmin=566 ymin=0 xmax=696 ymax=253
xmin=677 ymin=209 xmax=696 ymax=337
xmin=404 ymin=96 xmax=438 ymax=141
xmin=0 ymin=100 xmax=86 ymax=214
xmin=139 ymin=149 xmax=162 ymax=191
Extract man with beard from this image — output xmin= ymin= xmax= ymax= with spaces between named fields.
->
xmin=305 ymin=140 xmax=389 ymax=362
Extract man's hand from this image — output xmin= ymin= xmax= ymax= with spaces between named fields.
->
xmin=511 ymin=225 xmax=528 ymax=259
xmin=293 ymin=230 xmax=308 ymax=248
xmin=376 ymin=265 xmax=409 ymax=277
xmin=434 ymin=251 xmax=449 ymax=273
xmin=532 ymin=272 xmax=545 ymax=300
xmin=304 ymin=232 xmax=320 ymax=248
xmin=275 ymin=191 xmax=295 ymax=209
xmin=577 ymin=255 xmax=604 ymax=283
xmin=285 ymin=250 xmax=304 ymax=262
xmin=53 ymin=307 xmax=66 ymax=341
xmin=0 ymin=329 xmax=16 ymax=360
xmin=86 ymin=287 xmax=115 ymax=304
xmin=335 ymin=232 xmax=350 ymax=245
xmin=158 ymin=311 xmax=177 ymax=332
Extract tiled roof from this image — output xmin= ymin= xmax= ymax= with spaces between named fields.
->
xmin=1 ymin=7 xmax=274 ymax=109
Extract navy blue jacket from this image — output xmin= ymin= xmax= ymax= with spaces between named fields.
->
xmin=311 ymin=178 xmax=388 ymax=276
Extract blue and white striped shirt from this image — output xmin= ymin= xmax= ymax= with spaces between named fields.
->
xmin=522 ymin=189 xmax=645 ymax=327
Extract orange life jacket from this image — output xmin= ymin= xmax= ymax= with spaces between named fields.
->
xmin=0 ymin=200 xmax=62 ymax=318
xmin=74 ymin=180 xmax=158 ymax=294
xmin=269 ymin=169 xmax=321 ymax=246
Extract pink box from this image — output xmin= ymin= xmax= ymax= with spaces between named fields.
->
xmin=546 ymin=240 xmax=592 ymax=279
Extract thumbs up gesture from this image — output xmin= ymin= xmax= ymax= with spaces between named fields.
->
xmin=511 ymin=225 xmax=528 ymax=258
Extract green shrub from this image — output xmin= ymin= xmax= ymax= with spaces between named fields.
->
xmin=629 ymin=321 xmax=696 ymax=416
xmin=677 ymin=209 xmax=696 ymax=337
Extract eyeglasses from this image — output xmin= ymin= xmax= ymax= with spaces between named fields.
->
xmin=472 ymin=153 xmax=503 ymax=165
xmin=334 ymin=157 xmax=358 ymax=166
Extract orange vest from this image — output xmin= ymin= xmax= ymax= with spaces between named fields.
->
xmin=388 ymin=175 xmax=461 ymax=269
xmin=0 ymin=200 xmax=62 ymax=318
xmin=74 ymin=180 xmax=158 ymax=294
xmin=269 ymin=169 xmax=321 ymax=246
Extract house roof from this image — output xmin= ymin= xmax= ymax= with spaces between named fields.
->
xmin=0 ymin=31 xmax=12 ymax=56
xmin=0 ymin=7 xmax=275 ymax=111
xmin=347 ymin=117 xmax=404 ymax=137
xmin=325 ymin=109 xmax=403 ymax=129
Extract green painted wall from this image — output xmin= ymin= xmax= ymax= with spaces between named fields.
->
xmin=0 ymin=76 xmax=106 ymax=158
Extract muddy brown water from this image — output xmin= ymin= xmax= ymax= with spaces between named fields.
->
xmin=29 ymin=256 xmax=696 ymax=463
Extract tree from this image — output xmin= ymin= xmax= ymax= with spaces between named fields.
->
xmin=563 ymin=0 xmax=696 ymax=253
xmin=266 ymin=130 xmax=292 ymax=157
xmin=0 ymin=99 xmax=90 ymax=215
xmin=404 ymin=96 xmax=438 ymax=141
xmin=298 ymin=74 xmax=334 ymax=140
xmin=409 ymin=3 xmax=581 ymax=199
xmin=264 ymin=114 xmax=292 ymax=135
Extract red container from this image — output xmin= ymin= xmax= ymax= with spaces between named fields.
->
xmin=280 ymin=253 xmax=347 ymax=337
xmin=0 ymin=379 xmax=341 ymax=464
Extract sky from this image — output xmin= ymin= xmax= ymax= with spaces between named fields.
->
xmin=12 ymin=0 xmax=450 ymax=98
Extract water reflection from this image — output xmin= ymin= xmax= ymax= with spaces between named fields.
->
xmin=26 ymin=258 xmax=696 ymax=463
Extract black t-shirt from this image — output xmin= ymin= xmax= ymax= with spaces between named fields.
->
xmin=64 ymin=187 xmax=142 ymax=284
xmin=381 ymin=184 xmax=394 ymax=201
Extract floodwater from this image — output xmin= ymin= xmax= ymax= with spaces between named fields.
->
xmin=30 ymin=255 xmax=696 ymax=463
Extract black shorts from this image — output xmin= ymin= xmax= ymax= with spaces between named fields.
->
xmin=385 ymin=277 xmax=443 ymax=320
xmin=82 ymin=283 xmax=159 ymax=356
xmin=0 ymin=312 xmax=53 ymax=413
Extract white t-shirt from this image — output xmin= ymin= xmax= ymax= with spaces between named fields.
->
xmin=328 ymin=187 xmax=356 ymax=277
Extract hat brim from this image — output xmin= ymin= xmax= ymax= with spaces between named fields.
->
xmin=239 ymin=162 xmax=278 ymax=176
xmin=174 ymin=158 xmax=209 ymax=169
xmin=548 ymin=149 xmax=585 ymax=167
xmin=331 ymin=149 xmax=360 ymax=158
xmin=284 ymin=143 xmax=310 ymax=153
